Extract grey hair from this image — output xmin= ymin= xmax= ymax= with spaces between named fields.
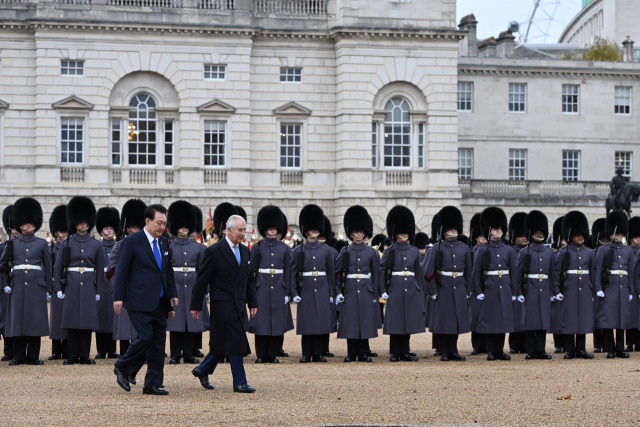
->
xmin=226 ymin=214 xmax=245 ymax=231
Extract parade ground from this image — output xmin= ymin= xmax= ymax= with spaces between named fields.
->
xmin=2 ymin=313 xmax=640 ymax=426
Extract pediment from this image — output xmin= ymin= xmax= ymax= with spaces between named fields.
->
xmin=273 ymin=102 xmax=311 ymax=117
xmin=0 ymin=99 xmax=8 ymax=110
xmin=196 ymin=99 xmax=236 ymax=115
xmin=52 ymin=95 xmax=94 ymax=111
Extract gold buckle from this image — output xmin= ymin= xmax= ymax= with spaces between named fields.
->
xmin=452 ymin=272 xmax=458 ymax=278
xmin=79 ymin=267 xmax=85 ymax=273
xmin=270 ymin=269 xmax=276 ymax=274
xmin=577 ymin=269 xmax=583 ymax=275
xmin=619 ymin=270 xmax=624 ymax=276
xmin=403 ymin=271 xmax=409 ymax=276
xmin=538 ymin=274 xmax=544 ymax=280
xmin=24 ymin=265 xmax=30 ymax=270
xmin=312 ymin=271 xmax=318 ymax=277
xmin=498 ymin=270 xmax=503 ymax=277
xmin=183 ymin=267 xmax=190 ymax=272
xmin=356 ymin=274 xmax=362 ymax=279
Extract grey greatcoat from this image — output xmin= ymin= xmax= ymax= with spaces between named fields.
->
xmin=95 ymin=238 xmax=115 ymax=334
xmin=48 ymin=240 xmax=67 ymax=340
xmin=380 ymin=242 xmax=426 ymax=336
xmin=424 ymin=239 xmax=472 ymax=335
xmin=53 ymin=233 xmax=106 ymax=331
xmin=421 ymin=246 xmax=433 ymax=328
xmin=472 ymin=240 xmax=516 ymax=334
xmin=511 ymin=246 xmax=524 ymax=334
xmin=593 ymin=241 xmax=635 ymax=330
xmin=167 ymin=237 xmax=207 ymax=333
xmin=248 ymin=238 xmax=294 ymax=336
xmin=551 ymin=243 xmax=595 ymax=334
xmin=290 ymin=241 xmax=336 ymax=335
xmin=0 ymin=234 xmax=53 ymax=337
xmin=469 ymin=244 xmax=484 ymax=332
xmin=628 ymin=245 xmax=640 ymax=329
xmin=515 ymin=243 xmax=554 ymax=331
xmin=335 ymin=242 xmax=380 ymax=340
xmin=109 ymin=239 xmax=136 ymax=340
xmin=0 ymin=241 xmax=8 ymax=337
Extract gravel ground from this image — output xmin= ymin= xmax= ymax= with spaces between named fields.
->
xmin=2 ymin=310 xmax=640 ymax=426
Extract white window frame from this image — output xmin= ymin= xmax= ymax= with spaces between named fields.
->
xmin=383 ymin=97 xmax=412 ymax=169
xmin=562 ymin=150 xmax=580 ymax=182
xmin=110 ymin=118 xmax=122 ymax=166
xmin=562 ymin=84 xmax=580 ymax=114
xmin=615 ymin=151 xmax=632 ymax=179
xmin=279 ymin=122 xmax=302 ymax=169
xmin=164 ymin=120 xmax=174 ymax=167
xmin=458 ymin=148 xmax=473 ymax=180
xmin=61 ymin=60 xmax=84 ymax=76
xmin=203 ymin=120 xmax=227 ymax=168
xmin=371 ymin=122 xmax=378 ymax=168
xmin=417 ymin=122 xmax=425 ymax=168
xmin=509 ymin=149 xmax=527 ymax=180
xmin=614 ymin=86 xmax=632 ymax=115
xmin=60 ymin=117 xmax=84 ymax=165
xmin=280 ymin=67 xmax=302 ymax=83
xmin=128 ymin=93 xmax=158 ymax=167
xmin=509 ymin=83 xmax=526 ymax=113
xmin=204 ymin=64 xmax=226 ymax=80
xmin=457 ymin=82 xmax=473 ymax=112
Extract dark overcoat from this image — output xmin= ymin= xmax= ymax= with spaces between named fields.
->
xmin=593 ymin=241 xmax=634 ymax=329
xmin=469 ymin=244 xmax=484 ymax=332
xmin=511 ymin=245 xmax=524 ymax=333
xmin=48 ymin=240 xmax=67 ymax=339
xmin=515 ymin=242 xmax=554 ymax=331
xmin=95 ymin=238 xmax=115 ymax=334
xmin=0 ymin=241 xmax=8 ymax=337
xmin=628 ymin=245 xmax=640 ymax=329
xmin=109 ymin=240 xmax=136 ymax=340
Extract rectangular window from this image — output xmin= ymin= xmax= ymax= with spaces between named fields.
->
xmin=509 ymin=83 xmax=526 ymax=112
xmin=383 ymin=124 xmax=411 ymax=168
xmin=204 ymin=120 xmax=226 ymax=167
xmin=457 ymin=82 xmax=473 ymax=111
xmin=562 ymin=84 xmax=579 ymax=113
xmin=110 ymin=118 xmax=121 ymax=166
xmin=562 ymin=150 xmax=580 ymax=181
xmin=61 ymin=60 xmax=84 ymax=76
xmin=615 ymin=151 xmax=632 ymax=179
xmin=615 ymin=86 xmax=632 ymax=115
xmin=417 ymin=123 xmax=425 ymax=168
xmin=60 ymin=118 xmax=84 ymax=164
xmin=280 ymin=67 xmax=302 ymax=83
xmin=164 ymin=120 xmax=174 ymax=166
xmin=280 ymin=123 xmax=302 ymax=168
xmin=371 ymin=123 xmax=378 ymax=168
xmin=204 ymin=64 xmax=226 ymax=80
xmin=458 ymin=148 xmax=473 ymax=180
xmin=509 ymin=149 xmax=527 ymax=180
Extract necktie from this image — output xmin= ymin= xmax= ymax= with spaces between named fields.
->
xmin=234 ymin=245 xmax=241 ymax=266
xmin=153 ymin=239 xmax=164 ymax=297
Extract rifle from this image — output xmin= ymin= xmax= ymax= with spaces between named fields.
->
xmin=60 ymin=235 xmax=71 ymax=294
xmin=295 ymin=248 xmax=304 ymax=296
xmin=559 ymin=248 xmax=570 ymax=294
xmin=251 ymin=240 xmax=262 ymax=286
xmin=601 ymin=227 xmax=616 ymax=291
xmin=339 ymin=246 xmax=349 ymax=295
xmin=385 ymin=244 xmax=395 ymax=294
xmin=434 ymin=244 xmax=443 ymax=290
xmin=521 ymin=236 xmax=531 ymax=295
xmin=5 ymin=239 xmax=14 ymax=288
xmin=480 ymin=245 xmax=490 ymax=293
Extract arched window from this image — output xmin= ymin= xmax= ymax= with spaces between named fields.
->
xmin=128 ymin=93 xmax=157 ymax=165
xmin=383 ymin=97 xmax=411 ymax=168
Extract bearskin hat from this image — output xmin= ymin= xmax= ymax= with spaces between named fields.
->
xmin=386 ymin=205 xmax=415 ymax=241
xmin=96 ymin=207 xmax=120 ymax=235
xmin=13 ymin=197 xmax=43 ymax=232
xmin=193 ymin=205 xmax=204 ymax=235
xmin=606 ymin=210 xmax=628 ymax=237
xmin=257 ymin=205 xmax=286 ymax=238
xmin=214 ymin=202 xmax=239 ymax=235
xmin=49 ymin=205 xmax=68 ymax=235
xmin=334 ymin=239 xmax=348 ymax=253
xmin=371 ymin=233 xmax=386 ymax=252
xmin=508 ymin=212 xmax=527 ymax=243
xmin=591 ymin=218 xmax=606 ymax=247
xmin=458 ymin=235 xmax=469 ymax=245
xmin=470 ymin=213 xmax=482 ymax=243
xmin=524 ymin=210 xmax=549 ymax=241
xmin=413 ymin=232 xmax=430 ymax=250
xmin=2 ymin=205 xmax=13 ymax=235
xmin=439 ymin=206 xmax=463 ymax=237
xmin=343 ymin=205 xmax=372 ymax=241
xmin=67 ymin=196 xmax=96 ymax=233
xmin=430 ymin=213 xmax=440 ymax=243
xmin=551 ymin=216 xmax=564 ymax=249
xmin=321 ymin=216 xmax=334 ymax=241
xmin=299 ymin=204 xmax=325 ymax=237
xmin=480 ymin=206 xmax=507 ymax=238
xmin=281 ymin=213 xmax=289 ymax=241
xmin=235 ymin=205 xmax=247 ymax=222
xmin=120 ymin=199 xmax=147 ymax=233
xmin=628 ymin=216 xmax=640 ymax=239
xmin=562 ymin=211 xmax=590 ymax=243
xmin=168 ymin=200 xmax=196 ymax=237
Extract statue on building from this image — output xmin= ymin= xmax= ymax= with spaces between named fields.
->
xmin=606 ymin=168 xmax=640 ymax=216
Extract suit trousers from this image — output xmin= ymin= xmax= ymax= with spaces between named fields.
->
xmin=115 ymin=299 xmax=167 ymax=388
xmin=197 ymin=353 xmax=247 ymax=386
xmin=13 ymin=336 xmax=41 ymax=363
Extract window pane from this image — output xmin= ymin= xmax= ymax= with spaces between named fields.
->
xmin=128 ymin=93 xmax=158 ymax=165
xmin=280 ymin=123 xmax=302 ymax=169
xmin=383 ymin=97 xmax=411 ymax=168
xmin=60 ymin=118 xmax=84 ymax=164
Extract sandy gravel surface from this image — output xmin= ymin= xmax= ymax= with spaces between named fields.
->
xmin=2 ymin=316 xmax=640 ymax=426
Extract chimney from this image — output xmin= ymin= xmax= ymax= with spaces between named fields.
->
xmin=623 ymin=36 xmax=635 ymax=62
xmin=496 ymin=30 xmax=515 ymax=58
xmin=478 ymin=37 xmax=497 ymax=58
xmin=458 ymin=14 xmax=478 ymax=57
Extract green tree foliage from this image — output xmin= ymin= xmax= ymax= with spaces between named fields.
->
xmin=582 ymin=37 xmax=622 ymax=61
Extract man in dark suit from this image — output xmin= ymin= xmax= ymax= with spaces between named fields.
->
xmin=190 ymin=214 xmax=258 ymax=393
xmin=112 ymin=204 xmax=178 ymax=395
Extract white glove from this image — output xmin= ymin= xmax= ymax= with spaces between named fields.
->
xmin=205 ymin=293 xmax=210 ymax=301
xmin=476 ymin=293 xmax=484 ymax=301
xmin=47 ymin=292 xmax=51 ymax=301
xmin=597 ymin=291 xmax=605 ymax=298
xmin=431 ymin=294 xmax=437 ymax=300
xmin=511 ymin=296 xmax=516 ymax=302
xmin=57 ymin=291 xmax=65 ymax=299
xmin=517 ymin=295 xmax=525 ymax=303
xmin=550 ymin=296 xmax=555 ymax=302
xmin=3 ymin=286 xmax=11 ymax=294
xmin=95 ymin=294 xmax=101 ymax=302
xmin=329 ymin=297 xmax=334 ymax=303
xmin=630 ymin=294 xmax=633 ymax=302
xmin=293 ymin=296 xmax=301 ymax=303
xmin=284 ymin=296 xmax=290 ymax=304
xmin=555 ymin=293 xmax=564 ymax=301
xmin=336 ymin=294 xmax=344 ymax=304
xmin=381 ymin=292 xmax=389 ymax=300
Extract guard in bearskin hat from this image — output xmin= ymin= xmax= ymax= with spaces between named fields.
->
xmin=468 ymin=212 xmax=487 ymax=355
xmin=0 ymin=198 xmax=52 ymax=365
xmin=507 ymin=212 xmax=528 ymax=355
xmin=380 ymin=205 xmax=425 ymax=362
xmin=625 ymin=217 xmax=640 ymax=351
xmin=189 ymin=204 xmax=207 ymax=359
xmin=551 ymin=217 xmax=567 ymax=250
xmin=47 ymin=204 xmax=69 ymax=361
xmin=94 ymin=207 xmax=120 ymax=359
xmin=371 ymin=234 xmax=388 ymax=256
xmin=166 ymin=200 xmax=206 ymax=365
xmin=424 ymin=205 xmax=471 ymax=361
xmin=248 ymin=205 xmax=293 ymax=363
xmin=472 ymin=206 xmax=516 ymax=361
xmin=290 ymin=204 xmax=336 ymax=363
xmin=53 ymin=196 xmax=105 ymax=365
xmin=515 ymin=210 xmax=554 ymax=360
xmin=190 ymin=205 xmax=204 ymax=243
xmin=413 ymin=232 xmax=430 ymax=264
xmin=593 ymin=210 xmax=634 ymax=359
xmin=550 ymin=216 xmax=567 ymax=354
xmin=213 ymin=202 xmax=238 ymax=239
xmin=424 ymin=213 xmax=440 ymax=353
xmin=552 ymin=211 xmax=595 ymax=360
xmin=277 ymin=212 xmax=294 ymax=358
xmin=590 ymin=217 xmax=607 ymax=353
xmin=335 ymin=205 xmax=380 ymax=362
xmin=318 ymin=215 xmax=338 ymax=358
xmin=0 ymin=205 xmax=18 ymax=361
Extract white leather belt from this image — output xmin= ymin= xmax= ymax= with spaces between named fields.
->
xmin=346 ymin=273 xmax=371 ymax=279
xmin=609 ymin=270 xmax=628 ymax=276
xmin=259 ymin=268 xmax=283 ymax=274
xmin=302 ymin=271 xmax=326 ymax=277
xmin=486 ymin=270 xmax=509 ymax=276
xmin=68 ymin=267 xmax=95 ymax=273
xmin=173 ymin=267 xmax=197 ymax=272
xmin=567 ymin=269 xmax=588 ymax=275
xmin=12 ymin=264 xmax=42 ymax=272
xmin=440 ymin=271 xmax=462 ymax=278
xmin=391 ymin=271 xmax=415 ymax=276
xmin=527 ymin=274 xmax=549 ymax=280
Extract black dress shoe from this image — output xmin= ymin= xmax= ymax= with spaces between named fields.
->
xmin=183 ymin=357 xmax=200 ymax=364
xmin=389 ymin=354 xmax=400 ymax=362
xmin=322 ymin=351 xmax=335 ymax=358
xmin=358 ymin=355 xmax=372 ymax=362
xmin=433 ymin=350 xmax=440 ymax=356
xmin=440 ymin=354 xmax=449 ymax=361
xmin=400 ymin=353 xmax=418 ymax=362
xmin=108 ymin=353 xmax=120 ymax=359
xmin=143 ymin=386 xmax=169 ymax=395
xmin=564 ymin=352 xmax=575 ymax=359
xmin=233 ymin=383 xmax=256 ymax=393
xmin=191 ymin=367 xmax=214 ymax=389
xmin=47 ymin=354 xmax=60 ymax=361
xmin=1 ymin=355 xmax=12 ymax=361
xmin=536 ymin=352 xmax=552 ymax=360
xmin=616 ymin=351 xmax=630 ymax=358
xmin=366 ymin=351 xmax=378 ymax=357
xmin=114 ymin=367 xmax=131 ymax=392
xmin=193 ymin=350 xmax=205 ymax=358
xmin=525 ymin=353 xmax=535 ymax=360
xmin=486 ymin=353 xmax=496 ymax=361
xmin=95 ymin=353 xmax=106 ymax=359
xmin=449 ymin=353 xmax=466 ymax=361
xmin=270 ymin=357 xmax=280 ymax=364
xmin=606 ymin=352 xmax=616 ymax=359
xmin=470 ymin=347 xmax=481 ymax=355
xmin=79 ymin=358 xmax=95 ymax=365
xmin=8 ymin=360 xmax=23 ymax=365
xmin=312 ymin=355 xmax=327 ymax=363
xmin=276 ymin=349 xmax=289 ymax=357
xmin=593 ymin=347 xmax=602 ymax=353
xmin=26 ymin=359 xmax=44 ymax=365
xmin=168 ymin=357 xmax=180 ymax=364
xmin=577 ymin=351 xmax=594 ymax=359
xmin=554 ymin=347 xmax=563 ymax=354
xmin=255 ymin=357 xmax=266 ymax=364
xmin=128 ymin=376 xmax=137 ymax=385
xmin=343 ymin=355 xmax=355 ymax=362
xmin=409 ymin=351 xmax=417 ymax=357
xmin=63 ymin=358 xmax=79 ymax=365
xmin=299 ymin=356 xmax=311 ymax=363
xmin=496 ymin=352 xmax=511 ymax=361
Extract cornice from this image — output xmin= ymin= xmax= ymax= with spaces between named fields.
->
xmin=330 ymin=27 xmax=465 ymax=41
xmin=458 ymin=65 xmax=640 ymax=79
